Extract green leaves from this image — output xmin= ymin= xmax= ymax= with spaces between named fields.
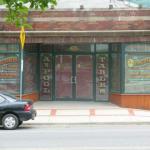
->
xmin=0 ymin=0 xmax=4 ymax=5
xmin=1 ymin=0 xmax=57 ymax=28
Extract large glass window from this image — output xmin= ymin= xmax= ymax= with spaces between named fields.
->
xmin=125 ymin=43 xmax=150 ymax=93
xmin=54 ymin=44 xmax=94 ymax=53
xmin=0 ymin=54 xmax=19 ymax=94
xmin=24 ymin=44 xmax=38 ymax=94
xmin=24 ymin=53 xmax=38 ymax=93
xmin=110 ymin=44 xmax=121 ymax=92
xmin=125 ymin=43 xmax=150 ymax=53
xmin=0 ymin=44 xmax=19 ymax=52
xmin=96 ymin=44 xmax=109 ymax=52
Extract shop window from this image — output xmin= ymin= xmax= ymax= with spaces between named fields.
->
xmin=23 ymin=53 xmax=38 ymax=94
xmin=0 ymin=54 xmax=19 ymax=94
xmin=125 ymin=43 xmax=150 ymax=93
xmin=110 ymin=44 xmax=121 ymax=92
xmin=40 ymin=44 xmax=53 ymax=52
xmin=54 ymin=44 xmax=94 ymax=53
xmin=96 ymin=44 xmax=108 ymax=52
xmin=125 ymin=43 xmax=150 ymax=52
xmin=24 ymin=44 xmax=38 ymax=53
xmin=0 ymin=44 xmax=19 ymax=52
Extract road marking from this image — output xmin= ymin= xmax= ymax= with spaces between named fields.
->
xmin=50 ymin=109 xmax=57 ymax=116
xmin=2 ymin=146 xmax=150 ymax=150
xmin=128 ymin=108 xmax=135 ymax=116
xmin=89 ymin=109 xmax=96 ymax=116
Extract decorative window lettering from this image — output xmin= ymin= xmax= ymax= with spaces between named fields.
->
xmin=96 ymin=54 xmax=108 ymax=100
xmin=40 ymin=54 xmax=52 ymax=100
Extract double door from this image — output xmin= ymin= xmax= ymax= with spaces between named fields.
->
xmin=55 ymin=54 xmax=93 ymax=100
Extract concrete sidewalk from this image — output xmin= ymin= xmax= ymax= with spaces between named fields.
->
xmin=25 ymin=101 xmax=150 ymax=124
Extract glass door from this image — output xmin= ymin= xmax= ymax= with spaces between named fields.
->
xmin=55 ymin=54 xmax=94 ymax=100
xmin=55 ymin=55 xmax=73 ymax=99
xmin=76 ymin=55 xmax=93 ymax=100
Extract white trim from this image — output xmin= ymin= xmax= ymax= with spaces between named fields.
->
xmin=0 ymin=30 xmax=150 ymax=34
xmin=1 ymin=16 xmax=150 ymax=22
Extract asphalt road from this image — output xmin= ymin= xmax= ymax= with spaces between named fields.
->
xmin=0 ymin=124 xmax=150 ymax=150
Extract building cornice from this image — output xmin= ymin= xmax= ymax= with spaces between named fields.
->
xmin=0 ymin=30 xmax=150 ymax=37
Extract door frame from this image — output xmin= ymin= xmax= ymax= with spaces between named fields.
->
xmin=54 ymin=52 xmax=95 ymax=101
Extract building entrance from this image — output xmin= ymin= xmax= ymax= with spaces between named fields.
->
xmin=55 ymin=55 xmax=93 ymax=100
xmin=39 ymin=44 xmax=109 ymax=101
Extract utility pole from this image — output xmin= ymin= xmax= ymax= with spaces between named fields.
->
xmin=19 ymin=26 xmax=25 ymax=100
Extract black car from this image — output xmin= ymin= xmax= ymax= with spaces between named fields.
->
xmin=0 ymin=92 xmax=36 ymax=130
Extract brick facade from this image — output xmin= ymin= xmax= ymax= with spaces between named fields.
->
xmin=0 ymin=9 xmax=150 ymax=43
xmin=0 ymin=9 xmax=150 ymax=31
xmin=0 ymin=9 xmax=150 ymax=109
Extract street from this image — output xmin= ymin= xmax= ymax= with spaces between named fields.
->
xmin=0 ymin=124 xmax=150 ymax=150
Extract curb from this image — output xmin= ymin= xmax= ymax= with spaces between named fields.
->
xmin=24 ymin=122 xmax=150 ymax=125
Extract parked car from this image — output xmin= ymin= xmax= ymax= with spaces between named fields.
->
xmin=0 ymin=92 xmax=36 ymax=130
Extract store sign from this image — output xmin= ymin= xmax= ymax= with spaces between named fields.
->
xmin=128 ymin=57 xmax=150 ymax=68
xmin=125 ymin=54 xmax=150 ymax=93
xmin=126 ymin=56 xmax=150 ymax=81
xmin=40 ymin=54 xmax=52 ymax=100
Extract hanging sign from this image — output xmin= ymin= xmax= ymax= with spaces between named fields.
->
xmin=20 ymin=26 xmax=26 ymax=49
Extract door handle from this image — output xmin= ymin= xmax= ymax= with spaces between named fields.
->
xmin=71 ymin=76 xmax=73 ymax=84
xmin=74 ymin=76 xmax=76 ymax=84
xmin=71 ymin=76 xmax=76 ymax=84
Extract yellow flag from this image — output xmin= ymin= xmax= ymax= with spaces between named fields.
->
xmin=20 ymin=26 xmax=26 ymax=49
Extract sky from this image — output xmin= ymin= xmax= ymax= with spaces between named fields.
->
xmin=0 ymin=0 xmax=150 ymax=8
xmin=128 ymin=0 xmax=150 ymax=7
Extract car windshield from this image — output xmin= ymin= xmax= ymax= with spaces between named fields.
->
xmin=0 ymin=96 xmax=5 ymax=104
xmin=0 ymin=93 xmax=17 ymax=102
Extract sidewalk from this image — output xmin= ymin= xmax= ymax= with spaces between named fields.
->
xmin=25 ymin=101 xmax=150 ymax=124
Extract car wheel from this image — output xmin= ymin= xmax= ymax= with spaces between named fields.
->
xmin=2 ymin=114 xmax=19 ymax=130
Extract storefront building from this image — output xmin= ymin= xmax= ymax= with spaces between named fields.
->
xmin=0 ymin=3 xmax=150 ymax=109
